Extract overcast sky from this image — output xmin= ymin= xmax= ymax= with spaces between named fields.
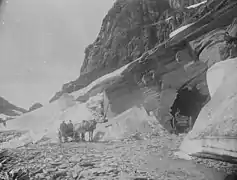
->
xmin=0 ymin=0 xmax=114 ymax=109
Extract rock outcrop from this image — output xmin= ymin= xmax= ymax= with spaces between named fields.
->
xmin=50 ymin=0 xmax=205 ymax=102
xmin=28 ymin=103 xmax=43 ymax=112
xmin=0 ymin=96 xmax=27 ymax=119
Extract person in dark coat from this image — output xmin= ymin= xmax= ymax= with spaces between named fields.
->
xmin=59 ymin=120 xmax=68 ymax=142
xmin=60 ymin=121 xmax=67 ymax=132
xmin=67 ymin=120 xmax=74 ymax=137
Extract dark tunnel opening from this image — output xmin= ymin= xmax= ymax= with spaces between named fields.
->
xmin=170 ymin=86 xmax=209 ymax=133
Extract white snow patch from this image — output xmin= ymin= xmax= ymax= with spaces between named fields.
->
xmin=169 ymin=23 xmax=194 ymax=38
xmin=72 ymin=63 xmax=130 ymax=99
xmin=186 ymin=0 xmax=207 ymax=9
xmin=12 ymin=110 xmax=23 ymax=115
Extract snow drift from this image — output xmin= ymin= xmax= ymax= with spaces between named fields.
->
xmin=93 ymin=106 xmax=154 ymax=141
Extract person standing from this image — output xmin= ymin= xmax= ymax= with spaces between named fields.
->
xmin=59 ymin=121 xmax=68 ymax=142
xmin=67 ymin=120 xmax=74 ymax=138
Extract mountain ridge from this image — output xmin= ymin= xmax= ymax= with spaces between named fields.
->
xmin=0 ymin=96 xmax=27 ymax=118
xmin=50 ymin=0 xmax=208 ymax=102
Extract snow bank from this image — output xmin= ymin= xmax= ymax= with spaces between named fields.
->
xmin=72 ymin=63 xmax=130 ymax=99
xmin=169 ymin=23 xmax=194 ymax=38
xmin=93 ymin=106 xmax=153 ymax=141
xmin=177 ymin=57 xmax=237 ymax=159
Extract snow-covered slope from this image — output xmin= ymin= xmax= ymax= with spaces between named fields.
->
xmin=71 ymin=63 xmax=131 ymax=99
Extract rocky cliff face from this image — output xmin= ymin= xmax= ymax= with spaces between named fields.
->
xmin=50 ymin=0 xmax=237 ymax=129
xmin=0 ymin=96 xmax=27 ymax=119
xmin=50 ymin=0 xmax=207 ymax=102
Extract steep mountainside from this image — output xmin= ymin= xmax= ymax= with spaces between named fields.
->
xmin=50 ymin=0 xmax=207 ymax=102
xmin=0 ymin=96 xmax=27 ymax=118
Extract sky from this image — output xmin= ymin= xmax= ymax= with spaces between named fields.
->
xmin=0 ymin=0 xmax=114 ymax=109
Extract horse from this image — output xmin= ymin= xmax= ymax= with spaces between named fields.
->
xmin=58 ymin=121 xmax=74 ymax=143
xmin=73 ymin=119 xmax=97 ymax=142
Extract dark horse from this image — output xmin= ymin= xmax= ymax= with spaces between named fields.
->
xmin=58 ymin=120 xmax=74 ymax=143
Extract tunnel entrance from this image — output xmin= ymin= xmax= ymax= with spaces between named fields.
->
xmin=170 ymin=86 xmax=209 ymax=134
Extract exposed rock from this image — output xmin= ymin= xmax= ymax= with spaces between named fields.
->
xmin=28 ymin=103 xmax=43 ymax=112
xmin=50 ymin=0 xmax=203 ymax=102
xmin=0 ymin=96 xmax=27 ymax=118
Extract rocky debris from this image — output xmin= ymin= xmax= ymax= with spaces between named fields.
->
xmin=0 ymin=130 xmax=234 ymax=180
xmin=0 ymin=130 xmax=26 ymax=143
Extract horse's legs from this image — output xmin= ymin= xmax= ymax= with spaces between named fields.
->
xmin=73 ymin=131 xmax=77 ymax=142
xmin=79 ymin=133 xmax=82 ymax=141
xmin=64 ymin=134 xmax=68 ymax=142
xmin=90 ymin=131 xmax=94 ymax=142
xmin=89 ymin=131 xmax=91 ymax=142
xmin=81 ymin=133 xmax=85 ymax=141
